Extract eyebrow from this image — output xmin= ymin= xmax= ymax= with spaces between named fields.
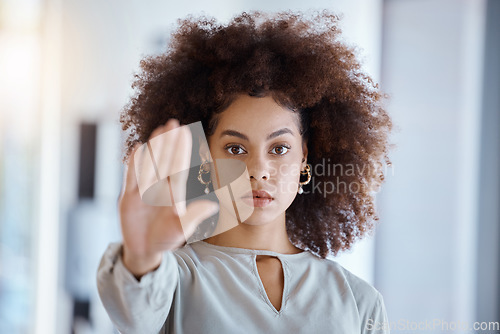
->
xmin=219 ymin=128 xmax=295 ymax=141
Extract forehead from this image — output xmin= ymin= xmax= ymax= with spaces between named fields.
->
xmin=213 ymin=94 xmax=301 ymax=135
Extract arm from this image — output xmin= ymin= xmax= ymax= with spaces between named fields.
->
xmin=96 ymin=242 xmax=179 ymax=334
xmin=99 ymin=120 xmax=217 ymax=333
xmin=362 ymin=291 xmax=390 ymax=334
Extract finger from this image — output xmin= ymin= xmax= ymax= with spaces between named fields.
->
xmin=133 ymin=139 xmax=158 ymax=198
xmin=148 ymin=119 xmax=181 ymax=182
xmin=123 ymin=143 xmax=142 ymax=196
xmin=179 ymin=200 xmax=219 ymax=240
xmin=135 ymin=119 xmax=180 ymax=202
xmin=169 ymin=124 xmax=192 ymax=176
xmin=169 ymin=126 xmax=193 ymax=216
xmin=150 ymin=118 xmax=179 ymax=140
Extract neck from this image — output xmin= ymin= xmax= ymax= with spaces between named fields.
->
xmin=204 ymin=211 xmax=303 ymax=254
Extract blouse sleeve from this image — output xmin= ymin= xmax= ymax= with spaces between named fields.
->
xmin=96 ymin=242 xmax=179 ymax=334
xmin=362 ymin=291 xmax=390 ymax=334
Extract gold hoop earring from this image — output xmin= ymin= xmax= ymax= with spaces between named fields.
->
xmin=198 ymin=161 xmax=211 ymax=194
xmin=298 ymin=164 xmax=312 ymax=195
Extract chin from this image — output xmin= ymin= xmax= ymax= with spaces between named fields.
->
xmin=240 ymin=211 xmax=280 ymax=226
xmin=240 ymin=219 xmax=270 ymax=226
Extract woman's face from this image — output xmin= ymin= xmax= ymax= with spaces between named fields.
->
xmin=206 ymin=94 xmax=308 ymax=226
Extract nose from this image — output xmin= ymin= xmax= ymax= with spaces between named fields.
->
xmin=250 ymin=174 xmax=268 ymax=181
xmin=247 ymin=155 xmax=270 ymax=181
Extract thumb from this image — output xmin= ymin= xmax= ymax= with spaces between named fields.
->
xmin=179 ymin=200 xmax=219 ymax=240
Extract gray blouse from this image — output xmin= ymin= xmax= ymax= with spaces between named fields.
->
xmin=97 ymin=241 xmax=390 ymax=334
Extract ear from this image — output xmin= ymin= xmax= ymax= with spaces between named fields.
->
xmin=198 ymin=136 xmax=211 ymax=163
xmin=301 ymin=140 xmax=308 ymax=168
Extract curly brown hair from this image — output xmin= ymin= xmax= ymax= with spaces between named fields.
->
xmin=120 ymin=10 xmax=393 ymax=258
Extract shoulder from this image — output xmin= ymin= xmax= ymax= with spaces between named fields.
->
xmin=310 ymin=256 xmax=384 ymax=314
xmin=320 ymin=259 xmax=389 ymax=332
xmin=307 ymin=257 xmax=389 ymax=332
xmin=172 ymin=240 xmax=223 ymax=263
xmin=337 ymin=262 xmax=382 ymax=307
xmin=170 ymin=240 xmax=239 ymax=274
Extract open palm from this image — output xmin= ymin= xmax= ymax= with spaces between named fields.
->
xmin=118 ymin=119 xmax=218 ymax=277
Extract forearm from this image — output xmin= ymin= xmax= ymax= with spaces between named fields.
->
xmin=96 ymin=242 xmax=179 ymax=334
xmin=122 ymin=244 xmax=163 ymax=280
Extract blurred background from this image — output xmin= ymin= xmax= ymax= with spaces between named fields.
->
xmin=0 ymin=0 xmax=498 ymax=333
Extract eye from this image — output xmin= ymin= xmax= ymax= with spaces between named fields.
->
xmin=225 ymin=144 xmax=247 ymax=155
xmin=270 ymin=145 xmax=290 ymax=155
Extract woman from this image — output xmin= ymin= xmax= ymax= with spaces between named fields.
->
xmin=97 ymin=10 xmax=393 ymax=333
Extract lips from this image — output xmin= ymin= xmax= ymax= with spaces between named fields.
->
xmin=240 ymin=190 xmax=273 ymax=208
xmin=252 ymin=190 xmax=272 ymax=199
xmin=242 ymin=190 xmax=273 ymax=200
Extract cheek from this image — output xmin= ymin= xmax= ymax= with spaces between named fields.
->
xmin=273 ymin=162 xmax=301 ymax=197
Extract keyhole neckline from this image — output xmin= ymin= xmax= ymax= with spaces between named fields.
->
xmin=253 ymin=254 xmax=287 ymax=314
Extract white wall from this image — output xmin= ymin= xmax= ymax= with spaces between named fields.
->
xmin=378 ymin=0 xmax=486 ymax=330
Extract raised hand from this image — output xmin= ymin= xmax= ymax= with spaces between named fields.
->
xmin=118 ymin=119 xmax=219 ymax=278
